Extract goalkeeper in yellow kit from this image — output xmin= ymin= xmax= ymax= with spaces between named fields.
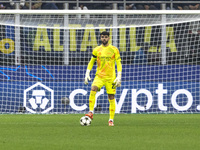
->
xmin=84 ymin=31 xmax=122 ymax=126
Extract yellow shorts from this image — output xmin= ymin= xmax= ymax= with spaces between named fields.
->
xmin=92 ymin=75 xmax=116 ymax=95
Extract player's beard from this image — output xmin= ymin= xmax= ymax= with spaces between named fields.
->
xmin=102 ymin=40 xmax=108 ymax=46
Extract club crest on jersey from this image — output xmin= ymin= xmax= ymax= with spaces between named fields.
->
xmin=23 ymin=82 xmax=54 ymax=113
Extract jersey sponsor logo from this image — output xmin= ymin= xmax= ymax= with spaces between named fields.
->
xmin=99 ymin=56 xmax=112 ymax=61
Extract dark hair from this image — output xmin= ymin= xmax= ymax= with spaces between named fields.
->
xmin=100 ymin=31 xmax=109 ymax=37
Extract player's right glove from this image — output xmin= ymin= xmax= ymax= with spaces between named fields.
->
xmin=84 ymin=69 xmax=91 ymax=85
xmin=114 ymin=72 xmax=122 ymax=87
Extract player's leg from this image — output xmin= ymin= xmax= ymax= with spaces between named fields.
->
xmin=106 ymin=82 xmax=116 ymax=126
xmin=89 ymin=86 xmax=98 ymax=112
xmin=85 ymin=86 xmax=97 ymax=119
xmin=108 ymin=94 xmax=115 ymax=126
xmin=85 ymin=76 xmax=103 ymax=119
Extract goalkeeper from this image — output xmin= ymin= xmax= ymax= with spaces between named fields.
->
xmin=84 ymin=31 xmax=122 ymax=126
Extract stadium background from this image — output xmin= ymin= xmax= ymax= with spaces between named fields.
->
xmin=0 ymin=0 xmax=200 ymax=114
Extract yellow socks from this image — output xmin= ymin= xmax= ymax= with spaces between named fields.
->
xmin=89 ymin=91 xmax=116 ymax=121
xmin=89 ymin=90 xmax=96 ymax=113
xmin=109 ymin=99 xmax=116 ymax=120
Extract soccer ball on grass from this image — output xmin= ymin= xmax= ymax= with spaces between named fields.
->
xmin=80 ymin=116 xmax=91 ymax=126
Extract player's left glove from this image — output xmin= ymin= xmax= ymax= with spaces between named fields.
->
xmin=84 ymin=69 xmax=91 ymax=85
xmin=114 ymin=72 xmax=122 ymax=87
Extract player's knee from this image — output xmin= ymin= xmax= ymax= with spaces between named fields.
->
xmin=91 ymin=86 xmax=98 ymax=92
xmin=108 ymin=94 xmax=115 ymax=100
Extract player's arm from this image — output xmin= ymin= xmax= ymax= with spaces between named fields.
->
xmin=84 ymin=54 xmax=97 ymax=85
xmin=114 ymin=49 xmax=122 ymax=87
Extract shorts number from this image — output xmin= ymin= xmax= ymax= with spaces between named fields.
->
xmin=112 ymin=83 xmax=116 ymax=89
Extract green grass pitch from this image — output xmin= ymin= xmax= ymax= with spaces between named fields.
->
xmin=0 ymin=114 xmax=199 ymax=150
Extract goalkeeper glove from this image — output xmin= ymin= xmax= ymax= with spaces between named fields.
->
xmin=84 ymin=69 xmax=91 ymax=85
xmin=114 ymin=72 xmax=122 ymax=87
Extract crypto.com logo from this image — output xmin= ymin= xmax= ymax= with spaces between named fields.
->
xmin=24 ymin=82 xmax=54 ymax=113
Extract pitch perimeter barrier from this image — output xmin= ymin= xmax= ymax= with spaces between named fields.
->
xmin=0 ymin=65 xmax=199 ymax=114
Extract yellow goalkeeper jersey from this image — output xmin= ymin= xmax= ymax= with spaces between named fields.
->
xmin=87 ymin=44 xmax=122 ymax=80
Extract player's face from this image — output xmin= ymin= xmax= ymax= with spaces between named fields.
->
xmin=101 ymin=35 xmax=110 ymax=46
